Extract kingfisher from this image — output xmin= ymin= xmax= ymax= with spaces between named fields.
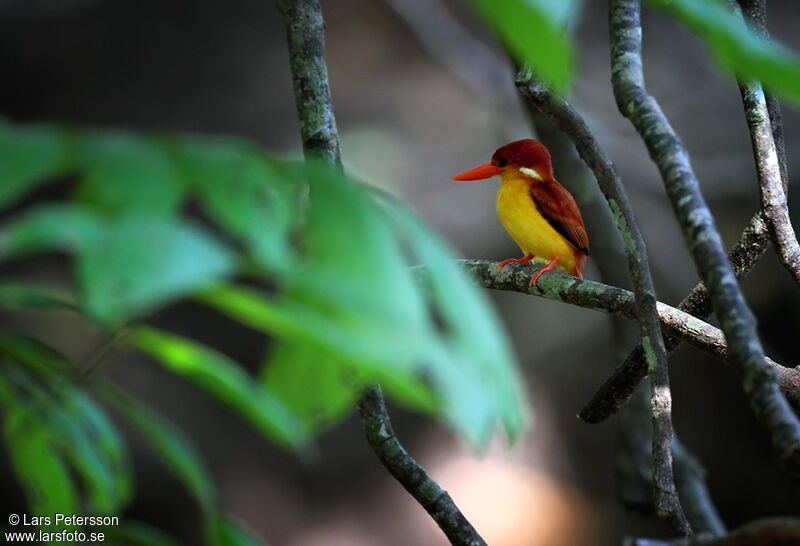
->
xmin=451 ymin=139 xmax=589 ymax=286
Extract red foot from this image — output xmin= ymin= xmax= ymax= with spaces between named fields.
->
xmin=529 ymin=256 xmax=560 ymax=287
xmin=497 ymin=253 xmax=535 ymax=271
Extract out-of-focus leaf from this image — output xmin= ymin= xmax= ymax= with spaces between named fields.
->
xmin=102 ymin=385 xmax=216 ymax=510
xmin=261 ymin=342 xmax=360 ymax=432
xmin=210 ymin=514 xmax=268 ymax=546
xmin=179 ymin=139 xmax=297 ymax=273
xmin=0 ymin=205 xmax=103 ymax=259
xmin=644 ymin=0 xmax=800 ymax=103
xmin=379 ymin=196 xmax=528 ymax=445
xmin=1 ymin=361 xmax=132 ymax=514
xmin=78 ymin=216 xmax=235 ymax=324
xmin=0 ymin=121 xmax=71 ymax=210
xmin=467 ymin=0 xmax=575 ymax=92
xmin=99 ymin=521 xmax=181 ymax=546
xmin=0 ymin=338 xmax=133 ymax=515
xmin=288 ymin=163 xmax=427 ymax=332
xmin=201 ymin=160 xmax=525 ymax=445
xmin=0 ymin=333 xmax=70 ymax=373
xmin=131 ymin=326 xmax=310 ymax=448
xmin=75 ymin=133 xmax=184 ymax=217
xmin=0 ymin=282 xmax=76 ymax=311
xmin=2 ymin=407 xmax=79 ymax=529
xmin=199 ymin=284 xmax=421 ymax=374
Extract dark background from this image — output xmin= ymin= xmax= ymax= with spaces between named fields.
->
xmin=1 ymin=0 xmax=799 ymax=544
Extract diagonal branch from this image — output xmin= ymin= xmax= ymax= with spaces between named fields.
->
xmin=580 ymin=0 xmax=788 ymax=425
xmin=276 ymin=2 xmax=486 ymax=544
xmin=358 ymin=386 xmax=487 ymax=546
xmin=516 ymin=73 xmax=689 ymax=535
xmin=579 ymin=212 xmax=770 ymax=423
xmin=525 ymin=93 xmax=722 ymax=536
xmin=459 ymin=259 xmax=800 ymax=411
xmin=609 ymin=0 xmax=800 ymax=481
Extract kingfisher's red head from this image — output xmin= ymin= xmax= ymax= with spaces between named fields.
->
xmin=450 ymin=139 xmax=554 ymax=182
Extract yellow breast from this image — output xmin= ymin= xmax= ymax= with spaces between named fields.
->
xmin=495 ymin=173 xmax=578 ymax=275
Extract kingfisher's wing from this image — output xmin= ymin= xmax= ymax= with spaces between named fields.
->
xmin=529 ymin=180 xmax=589 ymax=256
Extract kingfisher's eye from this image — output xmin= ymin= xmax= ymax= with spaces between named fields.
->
xmin=496 ymin=157 xmax=508 ymax=167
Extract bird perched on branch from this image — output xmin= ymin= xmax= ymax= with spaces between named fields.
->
xmin=451 ymin=139 xmax=589 ymax=286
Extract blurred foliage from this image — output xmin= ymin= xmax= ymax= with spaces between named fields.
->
xmin=3 ymin=0 xmax=800 ymax=542
xmin=467 ymin=0 xmax=580 ymax=92
xmin=0 ymin=119 xmax=524 ymax=541
xmin=644 ymin=0 xmax=800 ymax=103
xmin=468 ymin=0 xmax=800 ymax=103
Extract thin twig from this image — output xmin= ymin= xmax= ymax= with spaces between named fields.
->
xmin=609 ymin=0 xmax=800 ymax=481
xmin=276 ymin=2 xmax=486 ymax=544
xmin=579 ymin=213 xmax=770 ymax=423
xmin=625 ymin=517 xmax=800 ymax=546
xmin=527 ymin=102 xmax=722 ymax=535
xmin=358 ymin=386 xmax=487 ymax=546
xmin=580 ymin=3 xmax=789 ymax=419
xmin=458 ymin=259 xmax=800 ymax=410
xmin=671 ymin=440 xmax=726 ymax=536
xmin=735 ymin=4 xmax=800 ymax=286
xmin=515 ymin=73 xmax=689 ymax=535
xmin=736 ymin=0 xmax=790 ymax=193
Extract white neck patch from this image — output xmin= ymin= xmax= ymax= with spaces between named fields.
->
xmin=519 ymin=167 xmax=544 ymax=181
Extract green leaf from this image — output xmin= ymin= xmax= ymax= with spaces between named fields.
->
xmin=0 ymin=361 xmax=132 ymax=514
xmin=75 ymin=133 xmax=185 ymax=217
xmin=202 ymin=284 xmax=439 ymax=418
xmin=0 ymin=204 xmax=103 ymax=259
xmin=289 ymin=163 xmax=427 ymax=326
xmin=3 ymin=411 xmax=79 ymax=529
xmin=78 ymin=216 xmax=235 ymax=323
xmin=261 ymin=342 xmax=361 ymax=432
xmin=644 ymin=0 xmax=800 ymax=103
xmin=0 ymin=333 xmax=70 ymax=373
xmin=0 ymin=338 xmax=133 ymax=514
xmin=0 ymin=282 xmax=77 ymax=311
xmin=467 ymin=0 xmax=576 ymax=92
xmin=210 ymin=514 xmax=268 ymax=546
xmin=199 ymin=284 xmax=423 ymax=369
xmin=102 ymin=385 xmax=216 ymax=511
xmin=379 ymin=196 xmax=528 ymax=444
xmin=179 ymin=138 xmax=298 ymax=273
xmin=131 ymin=326 xmax=310 ymax=448
xmin=0 ymin=121 xmax=71 ymax=210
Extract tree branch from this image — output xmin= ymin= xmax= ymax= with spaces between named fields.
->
xmin=524 ymin=88 xmax=721 ymax=537
xmin=625 ymin=517 xmax=800 ymax=546
xmin=277 ymin=2 xmax=485 ymax=544
xmin=579 ymin=212 xmax=770 ymax=423
xmin=358 ymin=386 xmax=487 ymax=546
xmin=515 ymin=73 xmax=689 ymax=534
xmin=458 ymin=259 xmax=800 ymax=411
xmin=736 ymin=4 xmax=800 ymax=286
xmin=672 ymin=440 xmax=726 ymax=536
xmin=580 ymin=0 xmax=789 ymax=424
xmin=276 ymin=0 xmax=342 ymax=166
xmin=609 ymin=0 xmax=800 ymax=481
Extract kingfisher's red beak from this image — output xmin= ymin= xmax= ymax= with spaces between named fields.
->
xmin=450 ymin=162 xmax=502 ymax=181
